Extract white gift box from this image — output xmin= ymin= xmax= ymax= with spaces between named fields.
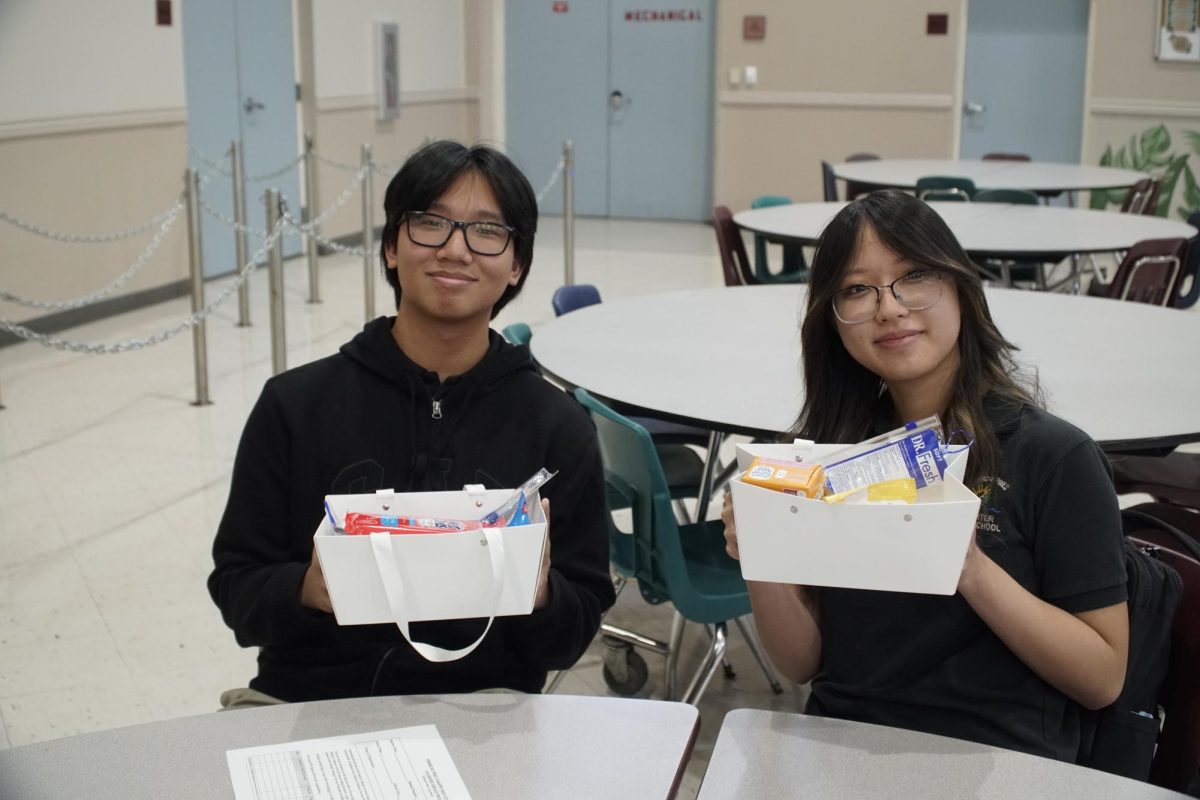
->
xmin=729 ymin=443 xmax=981 ymax=595
xmin=312 ymin=485 xmax=547 ymax=662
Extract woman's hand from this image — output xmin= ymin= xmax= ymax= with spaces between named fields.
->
xmin=721 ymin=490 xmax=740 ymax=560
xmin=533 ymin=498 xmax=553 ymax=609
xmin=299 ymin=549 xmax=334 ymax=613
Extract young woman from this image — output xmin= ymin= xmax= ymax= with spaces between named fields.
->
xmin=723 ymin=189 xmax=1129 ymax=762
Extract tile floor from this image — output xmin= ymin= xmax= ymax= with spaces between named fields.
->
xmin=0 ymin=215 xmax=1190 ymax=797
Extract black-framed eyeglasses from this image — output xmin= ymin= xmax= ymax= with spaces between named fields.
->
xmin=403 ymin=211 xmax=515 ymax=256
xmin=831 ymin=269 xmax=945 ymax=324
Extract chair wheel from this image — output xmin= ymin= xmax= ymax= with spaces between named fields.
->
xmin=603 ymin=648 xmax=649 ymax=696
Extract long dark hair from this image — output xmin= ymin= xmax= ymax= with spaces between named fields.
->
xmin=791 ymin=190 xmax=1040 ymax=485
xmin=379 ymin=140 xmax=537 ymax=319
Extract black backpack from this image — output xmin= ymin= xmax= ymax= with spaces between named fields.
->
xmin=1076 ymin=508 xmax=1200 ymax=780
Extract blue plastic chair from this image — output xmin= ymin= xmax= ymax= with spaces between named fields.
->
xmin=576 ymin=388 xmax=782 ymax=705
xmin=551 ymin=284 xmax=602 ymax=317
xmin=974 ymin=188 xmax=1039 ymax=205
xmin=749 ymin=195 xmax=807 ymax=282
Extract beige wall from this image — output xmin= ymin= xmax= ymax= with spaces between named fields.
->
xmin=714 ymin=0 xmax=966 ymax=210
xmin=1082 ymin=0 xmax=1200 ymax=218
xmin=0 ymin=124 xmax=190 ymax=326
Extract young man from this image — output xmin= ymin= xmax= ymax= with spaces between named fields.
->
xmin=209 ymin=141 xmax=615 ymax=703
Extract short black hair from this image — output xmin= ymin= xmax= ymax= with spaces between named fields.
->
xmin=379 ymin=140 xmax=537 ymax=319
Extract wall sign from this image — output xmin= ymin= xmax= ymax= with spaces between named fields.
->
xmin=1156 ymin=0 xmax=1200 ymax=62
xmin=743 ymin=15 xmax=765 ymax=40
xmin=374 ymin=22 xmax=401 ymax=120
xmin=624 ymin=9 xmax=702 ymax=22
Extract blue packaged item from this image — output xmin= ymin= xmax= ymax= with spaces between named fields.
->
xmin=480 ymin=468 xmax=555 ymax=527
xmin=820 ymin=417 xmax=949 ymax=495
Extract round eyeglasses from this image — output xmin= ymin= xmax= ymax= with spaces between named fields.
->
xmin=831 ymin=270 xmax=945 ymax=324
xmin=404 ymin=211 xmax=515 ymax=256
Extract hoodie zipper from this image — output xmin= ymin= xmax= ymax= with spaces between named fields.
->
xmin=431 ymin=399 xmax=443 ymax=419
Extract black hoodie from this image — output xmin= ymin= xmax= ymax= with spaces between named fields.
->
xmin=208 ymin=317 xmax=615 ymax=700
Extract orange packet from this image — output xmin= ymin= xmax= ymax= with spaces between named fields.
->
xmin=741 ymin=457 xmax=825 ymax=499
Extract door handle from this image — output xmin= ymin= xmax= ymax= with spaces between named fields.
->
xmin=609 ymin=90 xmax=631 ymax=111
xmin=243 ymin=96 xmax=266 ymax=114
xmin=963 ymin=100 xmax=986 ymax=115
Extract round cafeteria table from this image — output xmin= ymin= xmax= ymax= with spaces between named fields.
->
xmin=530 ymin=285 xmax=1200 ymax=453
xmin=832 ymin=158 xmax=1148 ymax=195
xmin=734 ymin=201 xmax=1199 ymax=262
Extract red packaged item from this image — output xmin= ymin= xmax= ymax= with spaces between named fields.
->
xmin=342 ymin=512 xmax=481 ymax=536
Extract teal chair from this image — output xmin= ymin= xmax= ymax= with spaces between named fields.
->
xmin=749 ymin=195 xmax=807 ymax=282
xmin=972 ymin=189 xmax=1043 ymax=287
xmin=576 ymin=388 xmax=783 ymax=705
xmin=916 ymin=176 xmax=976 ymax=202
xmin=500 ymin=322 xmax=532 ymax=345
xmin=974 ymin=188 xmax=1038 ymax=205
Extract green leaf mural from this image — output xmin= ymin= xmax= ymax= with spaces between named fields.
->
xmin=1090 ymin=124 xmax=1198 ymax=221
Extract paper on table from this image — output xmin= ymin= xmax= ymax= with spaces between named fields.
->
xmin=226 ymin=724 xmax=472 ymax=800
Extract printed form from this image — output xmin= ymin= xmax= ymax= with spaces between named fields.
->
xmin=226 ymin=724 xmax=473 ymax=800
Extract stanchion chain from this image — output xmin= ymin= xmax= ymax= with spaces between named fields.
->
xmin=0 ymin=220 xmax=286 ymax=354
xmin=0 ymin=204 xmax=185 ymax=311
xmin=0 ymin=197 xmax=184 ymax=244
xmin=199 ymin=195 xmax=267 ymax=237
xmin=295 ymin=167 xmax=369 ymax=231
xmin=283 ymin=214 xmax=367 ymax=257
xmin=535 ymin=157 xmax=567 ymax=204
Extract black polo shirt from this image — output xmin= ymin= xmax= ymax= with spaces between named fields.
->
xmin=806 ymin=397 xmax=1127 ymax=762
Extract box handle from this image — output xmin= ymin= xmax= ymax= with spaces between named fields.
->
xmin=368 ymin=529 xmax=505 ymax=662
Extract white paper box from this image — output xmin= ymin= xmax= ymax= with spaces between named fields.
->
xmin=313 ymin=488 xmax=547 ymax=626
xmin=730 ymin=443 xmax=980 ymax=595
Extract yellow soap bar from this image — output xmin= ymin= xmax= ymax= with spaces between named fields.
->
xmin=822 ymin=486 xmax=866 ymax=504
xmin=742 ymin=457 xmax=825 ymax=499
xmin=866 ymin=477 xmax=917 ymax=504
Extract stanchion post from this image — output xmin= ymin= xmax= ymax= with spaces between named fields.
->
xmin=185 ymin=168 xmax=212 ymax=406
xmin=265 ymin=189 xmax=287 ymax=375
xmin=563 ymin=140 xmax=575 ymax=286
xmin=231 ymin=139 xmax=251 ymax=327
xmin=303 ymin=132 xmax=321 ymax=303
xmin=361 ymin=143 xmax=376 ymax=322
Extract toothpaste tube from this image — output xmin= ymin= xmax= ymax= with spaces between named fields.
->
xmin=342 ymin=513 xmax=480 ymax=535
xmin=820 ymin=417 xmax=947 ymax=495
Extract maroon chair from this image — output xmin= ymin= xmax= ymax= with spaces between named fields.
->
xmin=1106 ymin=238 xmax=1189 ymax=307
xmin=1126 ymin=532 xmax=1200 ymax=791
xmin=1120 ymin=178 xmax=1163 ymax=216
xmin=844 ymin=152 xmax=882 ymax=201
xmin=713 ymin=205 xmax=758 ymax=286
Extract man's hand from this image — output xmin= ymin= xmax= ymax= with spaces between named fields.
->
xmin=299 ymin=548 xmax=334 ymax=613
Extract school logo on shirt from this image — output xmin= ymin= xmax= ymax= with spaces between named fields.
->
xmin=973 ymin=476 xmax=1009 ymax=535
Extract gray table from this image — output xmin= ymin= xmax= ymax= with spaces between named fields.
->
xmin=734 ymin=201 xmax=1198 ymax=261
xmin=0 ymin=694 xmax=700 ymax=800
xmin=831 ymin=158 xmax=1148 ymax=194
xmin=530 ymin=285 xmax=1200 ymax=452
xmin=696 ymin=709 xmax=1188 ymax=799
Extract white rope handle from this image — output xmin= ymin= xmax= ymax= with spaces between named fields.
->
xmin=369 ymin=529 xmax=506 ymax=662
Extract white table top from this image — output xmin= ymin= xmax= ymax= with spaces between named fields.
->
xmin=530 ymin=285 xmax=1200 ymax=451
xmin=0 ymin=694 xmax=699 ymax=800
xmin=832 ymin=158 xmax=1149 ymax=193
xmin=734 ymin=202 xmax=1199 ymax=259
xmin=695 ymin=710 xmax=1187 ymax=799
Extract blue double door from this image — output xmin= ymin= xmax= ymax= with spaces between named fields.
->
xmin=506 ymin=1 xmax=715 ymax=221
xmin=182 ymin=0 xmax=302 ymax=278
